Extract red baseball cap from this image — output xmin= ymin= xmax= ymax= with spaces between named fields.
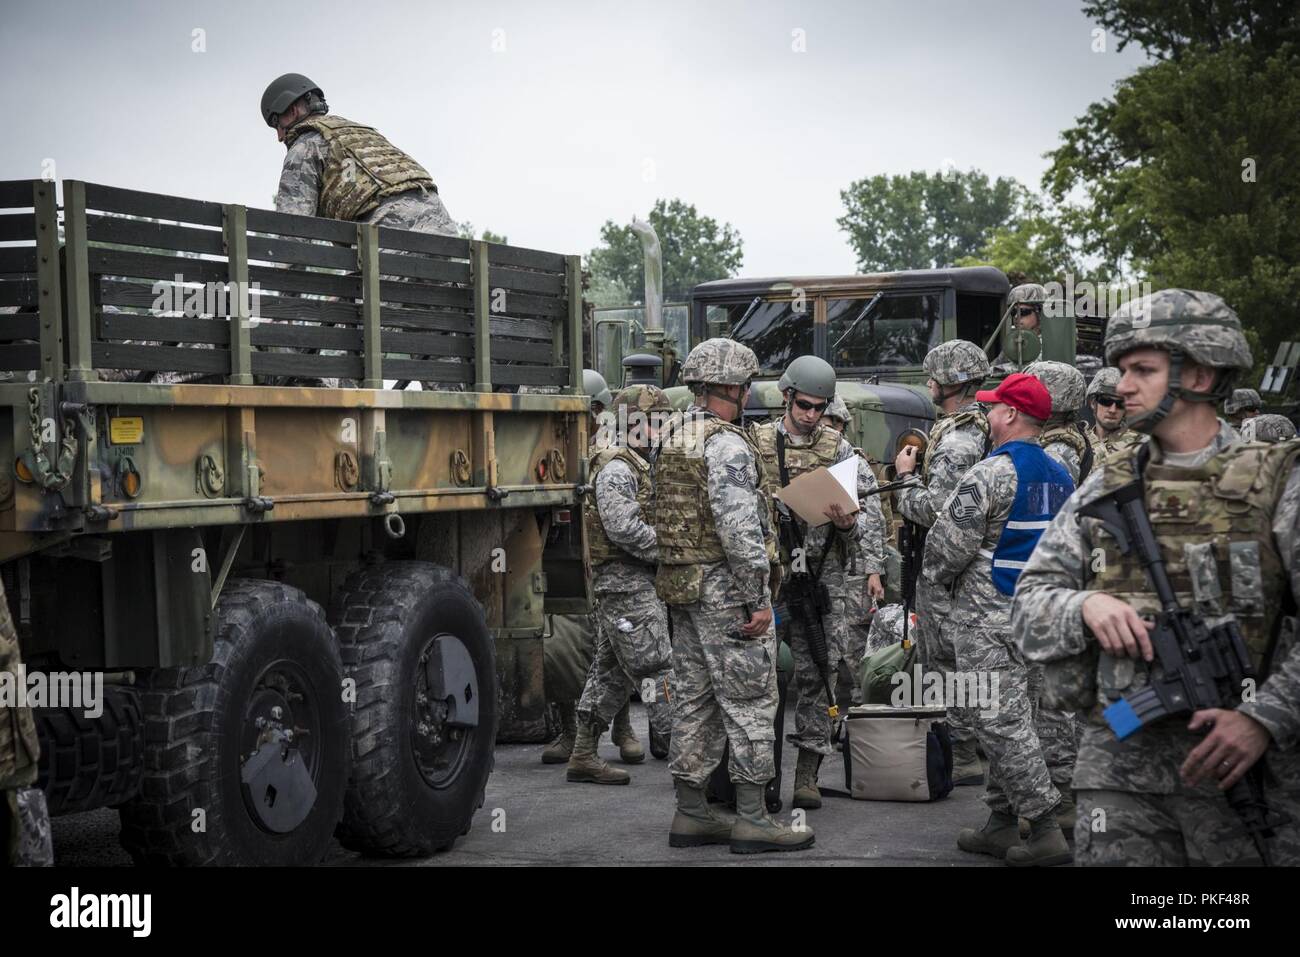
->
xmin=976 ymin=373 xmax=1052 ymax=420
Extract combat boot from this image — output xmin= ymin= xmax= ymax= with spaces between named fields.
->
xmin=956 ymin=810 xmax=1020 ymax=859
xmin=669 ymin=780 xmax=734 ymax=847
xmin=566 ymin=718 xmax=630 ymax=785
xmin=611 ymin=701 xmax=645 ymax=764
xmin=731 ymin=783 xmax=815 ymax=854
xmin=792 ymin=749 xmax=823 ymax=810
xmin=1005 ymin=812 xmax=1073 ymax=867
xmin=541 ymin=701 xmax=577 ymax=764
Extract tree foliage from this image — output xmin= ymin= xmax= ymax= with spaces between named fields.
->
xmin=587 ymin=198 xmax=743 ymax=304
xmin=837 ymin=169 xmax=1024 ymax=272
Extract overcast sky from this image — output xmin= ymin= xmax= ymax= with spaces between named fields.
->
xmin=1 ymin=0 xmax=1147 ymax=279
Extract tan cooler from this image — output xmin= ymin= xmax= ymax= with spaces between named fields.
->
xmin=841 ymin=704 xmax=953 ymax=802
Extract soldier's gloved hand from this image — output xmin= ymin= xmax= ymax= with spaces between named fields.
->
xmin=739 ymin=606 xmax=773 ymax=638
xmin=867 ymin=574 xmax=884 ymax=600
xmin=894 ymin=445 xmax=918 ymax=476
xmin=1180 ymin=709 xmax=1271 ymax=790
xmin=1082 ymin=594 xmax=1153 ymax=661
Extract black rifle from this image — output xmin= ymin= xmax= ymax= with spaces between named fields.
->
xmin=1078 ymin=469 xmax=1286 ymax=865
xmin=897 ymin=517 xmax=925 ymax=649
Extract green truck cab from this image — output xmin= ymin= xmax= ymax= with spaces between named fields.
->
xmin=0 ymin=179 xmax=589 ymax=864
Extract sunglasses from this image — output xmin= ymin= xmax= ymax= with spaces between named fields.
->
xmin=793 ymin=398 xmax=828 ymax=413
xmin=1094 ymin=395 xmax=1123 ymax=408
xmin=1015 ymin=306 xmax=1040 ymax=317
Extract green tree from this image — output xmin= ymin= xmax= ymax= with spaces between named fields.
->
xmin=456 ymin=222 xmax=508 ymax=244
xmin=838 ymin=169 xmax=1024 ymax=272
xmin=956 ymin=197 xmax=1080 ymax=283
xmin=587 ymin=199 xmax=743 ymax=304
xmin=1082 ymin=0 xmax=1298 ymax=59
xmin=1045 ymin=6 xmax=1300 ymax=357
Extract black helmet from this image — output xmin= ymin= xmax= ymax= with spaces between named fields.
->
xmin=261 ymin=73 xmax=325 ymax=127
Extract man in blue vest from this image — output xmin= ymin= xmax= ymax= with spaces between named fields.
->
xmin=922 ymin=373 xmax=1076 ymax=866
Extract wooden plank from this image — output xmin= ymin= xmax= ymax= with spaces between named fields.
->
xmin=0 ymin=249 xmax=38 ymax=273
xmin=378 ymin=305 xmax=472 ymax=335
xmin=246 ymin=207 xmax=357 ymax=244
xmin=376 ymin=253 xmax=471 ymax=285
xmin=488 ymin=265 xmax=565 ymax=298
xmin=223 ymin=204 xmax=253 ymax=385
xmin=86 ymin=214 xmax=226 ymax=256
xmin=358 ymin=223 xmax=382 ymax=388
xmin=473 ymin=241 xmax=490 ymax=390
xmin=83 ymin=182 xmax=223 ymax=227
xmin=249 ymin=291 xmax=360 ymax=325
xmin=488 ymin=290 xmax=566 ymax=319
xmin=91 ymin=342 xmax=230 ymax=373
xmin=492 ymin=364 xmax=569 ymax=387
xmin=566 ymin=255 xmax=583 ymax=395
xmin=245 ymin=233 xmax=358 ymax=271
xmin=88 ymin=247 xmax=228 ymax=284
xmin=0 ymin=213 xmax=35 ymax=243
xmin=0 ymin=279 xmax=38 ymax=307
xmin=0 ymin=344 xmax=40 ymax=371
xmin=0 ymin=181 xmax=38 ymax=209
xmin=488 ymin=243 xmax=566 ymax=274
xmin=100 ymin=313 xmax=230 ymax=345
xmin=376 ymin=278 xmax=472 ymax=310
xmin=376 ymin=226 xmax=470 ymax=259
xmin=63 ymin=181 xmax=96 ymax=381
xmin=0 ymin=316 xmax=40 ymax=339
xmin=247 ymin=263 xmax=361 ymax=299
xmin=250 ymin=322 xmax=363 ymax=351
xmin=379 ymin=357 xmax=474 ymax=382
xmin=33 ymin=181 xmax=62 ymax=382
xmin=379 ymin=332 xmax=547 ymax=364
xmin=250 ymin=351 xmax=364 ymax=378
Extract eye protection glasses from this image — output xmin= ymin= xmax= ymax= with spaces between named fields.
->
xmin=1094 ymin=395 xmax=1123 ymax=408
xmin=793 ymin=398 xmax=828 ymax=413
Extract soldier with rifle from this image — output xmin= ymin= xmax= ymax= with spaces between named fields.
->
xmin=752 ymin=357 xmax=886 ymax=810
xmin=1014 ymin=289 xmax=1300 ymax=866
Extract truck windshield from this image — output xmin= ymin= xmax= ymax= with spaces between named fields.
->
xmin=710 ymin=299 xmax=812 ymax=373
xmin=826 ymin=293 xmax=941 ymax=369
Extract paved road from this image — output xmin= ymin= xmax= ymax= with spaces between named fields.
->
xmin=53 ymin=702 xmax=1001 ymax=867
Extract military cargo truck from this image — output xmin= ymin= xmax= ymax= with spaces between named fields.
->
xmin=0 ymin=179 xmax=589 ymax=864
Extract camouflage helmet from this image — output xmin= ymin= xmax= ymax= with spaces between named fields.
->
xmin=824 ymin=395 xmax=850 ymax=424
xmin=1224 ymin=388 xmax=1263 ymax=416
xmin=777 ymin=355 xmax=836 ymax=400
xmin=582 ymin=369 xmax=613 ymax=407
xmin=1243 ymin=414 xmax=1297 ymax=443
xmin=612 ymin=384 xmax=671 ymax=414
xmin=261 ymin=72 xmax=325 ymax=127
xmin=1024 ymin=360 xmax=1086 ymax=416
xmin=1008 ymin=283 xmax=1048 ymax=308
xmin=922 ymin=339 xmax=991 ymax=387
xmin=680 ymin=337 xmax=760 ymax=386
xmin=1105 ymin=289 xmax=1252 ymax=372
xmin=1086 ymin=366 xmax=1122 ymax=400
xmin=1104 ymin=289 xmax=1252 ymax=432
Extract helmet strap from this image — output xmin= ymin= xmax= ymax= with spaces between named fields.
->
xmin=704 ymin=384 xmax=746 ymax=421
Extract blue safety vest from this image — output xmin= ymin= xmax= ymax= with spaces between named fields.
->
xmin=987 ymin=440 xmax=1075 ymax=596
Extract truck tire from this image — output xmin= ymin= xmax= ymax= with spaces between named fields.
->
xmin=118 ymin=579 xmax=350 ymax=866
xmin=36 ymin=689 xmax=144 ymax=816
xmin=331 ymin=561 xmax=498 ymax=857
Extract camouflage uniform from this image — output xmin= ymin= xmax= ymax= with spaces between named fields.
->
xmin=0 ymin=579 xmax=52 ymax=866
xmin=1224 ymin=387 xmax=1263 ymax=425
xmin=752 ymin=419 xmax=885 ymax=755
xmin=275 ymin=115 xmax=458 ymax=235
xmin=578 ymin=446 xmax=674 ymax=737
xmin=923 ymin=454 xmax=1065 ymax=822
xmin=1026 ymin=360 xmax=1105 ymax=486
xmin=656 ymin=404 xmax=777 ymax=787
xmin=896 ymin=397 xmax=988 ymax=768
xmin=1014 ymin=289 xmax=1300 ymax=866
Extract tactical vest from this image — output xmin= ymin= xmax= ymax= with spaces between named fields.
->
xmin=1041 ymin=419 xmax=1105 ymax=484
xmin=1088 ymin=441 xmax=1299 ymax=677
xmin=285 ymin=115 xmax=435 ymax=221
xmin=752 ymin=421 xmax=842 ymax=499
xmin=988 ymin=441 xmax=1074 ymax=596
xmin=923 ymin=407 xmax=989 ymax=478
xmin=586 ymin=446 xmax=654 ymax=566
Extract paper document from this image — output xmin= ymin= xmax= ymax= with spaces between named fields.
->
xmin=775 ymin=458 xmax=860 ymax=527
